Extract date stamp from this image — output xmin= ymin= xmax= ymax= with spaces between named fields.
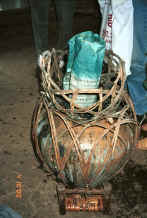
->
xmin=16 ymin=174 xmax=22 ymax=199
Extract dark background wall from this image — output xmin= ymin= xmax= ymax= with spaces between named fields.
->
xmin=0 ymin=0 xmax=102 ymax=52
xmin=0 ymin=0 xmax=101 ymax=25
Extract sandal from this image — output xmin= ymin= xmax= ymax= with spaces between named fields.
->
xmin=141 ymin=123 xmax=147 ymax=131
xmin=136 ymin=137 xmax=147 ymax=150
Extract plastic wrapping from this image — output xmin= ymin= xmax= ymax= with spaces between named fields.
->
xmin=98 ymin=0 xmax=134 ymax=76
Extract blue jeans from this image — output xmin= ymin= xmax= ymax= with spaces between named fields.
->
xmin=0 ymin=205 xmax=22 ymax=218
xmin=127 ymin=0 xmax=147 ymax=115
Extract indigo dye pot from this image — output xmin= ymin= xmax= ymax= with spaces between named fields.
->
xmin=32 ymin=94 xmax=138 ymax=189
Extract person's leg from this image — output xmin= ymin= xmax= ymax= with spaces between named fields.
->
xmin=29 ymin=0 xmax=50 ymax=57
xmin=55 ymin=0 xmax=76 ymax=49
xmin=127 ymin=0 xmax=147 ymax=149
xmin=0 ymin=0 xmax=24 ymax=10
xmin=127 ymin=0 xmax=147 ymax=116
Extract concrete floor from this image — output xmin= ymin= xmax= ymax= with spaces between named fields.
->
xmin=0 ymin=8 xmax=147 ymax=218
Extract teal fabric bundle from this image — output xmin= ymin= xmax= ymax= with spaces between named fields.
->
xmin=63 ymin=31 xmax=105 ymax=108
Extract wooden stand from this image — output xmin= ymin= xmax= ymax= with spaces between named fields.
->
xmin=56 ymin=183 xmax=111 ymax=214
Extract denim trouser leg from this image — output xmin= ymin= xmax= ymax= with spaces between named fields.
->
xmin=29 ymin=0 xmax=50 ymax=56
xmin=1 ymin=0 xmax=25 ymax=10
xmin=55 ymin=0 xmax=76 ymax=48
xmin=127 ymin=0 xmax=147 ymax=115
xmin=29 ymin=0 xmax=75 ymax=55
xmin=0 ymin=205 xmax=22 ymax=218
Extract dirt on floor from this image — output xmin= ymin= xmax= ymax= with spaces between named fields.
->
xmin=0 ymin=8 xmax=147 ymax=218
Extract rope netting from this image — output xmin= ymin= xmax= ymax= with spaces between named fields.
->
xmin=39 ymin=49 xmax=128 ymax=122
